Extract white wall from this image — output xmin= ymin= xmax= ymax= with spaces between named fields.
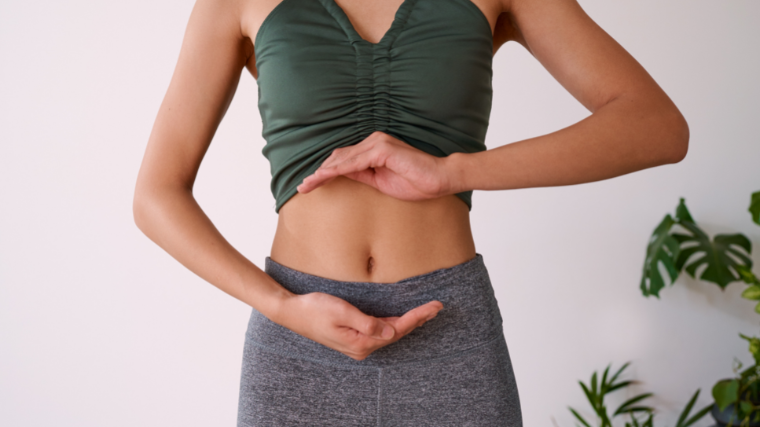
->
xmin=1 ymin=0 xmax=758 ymax=425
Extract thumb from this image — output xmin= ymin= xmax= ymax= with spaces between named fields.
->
xmin=390 ymin=301 xmax=444 ymax=337
xmin=342 ymin=307 xmax=396 ymax=340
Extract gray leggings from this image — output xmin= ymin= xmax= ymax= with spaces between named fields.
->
xmin=237 ymin=253 xmax=523 ymax=426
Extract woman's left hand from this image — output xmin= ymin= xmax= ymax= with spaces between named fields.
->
xmin=296 ymin=131 xmax=458 ymax=201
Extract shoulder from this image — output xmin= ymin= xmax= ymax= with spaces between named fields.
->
xmin=184 ymin=0 xmax=248 ymax=41
xmin=190 ymin=0 xmax=245 ymax=23
xmin=186 ymin=0 xmax=254 ymax=60
xmin=494 ymin=0 xmax=597 ymax=55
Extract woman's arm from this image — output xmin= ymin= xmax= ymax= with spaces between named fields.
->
xmin=133 ymin=0 xmax=278 ymax=312
xmin=445 ymin=0 xmax=688 ymax=193
xmin=296 ymin=0 xmax=686 ymax=199
xmin=133 ymin=0 xmax=440 ymax=361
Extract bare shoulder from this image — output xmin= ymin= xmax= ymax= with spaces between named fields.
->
xmin=189 ymin=0 xmax=246 ymax=34
xmin=493 ymin=0 xmax=680 ymax=115
xmin=493 ymin=0 xmax=601 ymax=56
xmin=182 ymin=0 xmax=253 ymax=60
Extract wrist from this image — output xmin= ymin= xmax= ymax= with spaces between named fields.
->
xmin=257 ymin=283 xmax=297 ymax=326
xmin=441 ymin=152 xmax=471 ymax=195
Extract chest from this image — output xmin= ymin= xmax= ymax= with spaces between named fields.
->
xmin=254 ymin=0 xmax=496 ymax=146
xmin=244 ymin=0 xmax=504 ymax=79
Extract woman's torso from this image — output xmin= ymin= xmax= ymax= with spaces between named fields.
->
xmin=240 ymin=0 xmax=510 ymax=283
xmin=272 ymin=176 xmax=477 ymax=283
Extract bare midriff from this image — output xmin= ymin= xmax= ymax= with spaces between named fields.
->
xmin=270 ymin=176 xmax=477 ymax=284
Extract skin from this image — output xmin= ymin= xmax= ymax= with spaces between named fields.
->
xmin=133 ymin=0 xmax=688 ymax=361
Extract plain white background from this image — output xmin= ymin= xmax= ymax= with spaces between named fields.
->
xmin=1 ymin=0 xmax=759 ymax=425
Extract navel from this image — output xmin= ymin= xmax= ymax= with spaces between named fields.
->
xmin=367 ymin=256 xmax=375 ymax=274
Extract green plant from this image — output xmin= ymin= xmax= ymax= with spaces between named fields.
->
xmin=713 ymin=334 xmax=760 ymax=426
xmin=568 ymin=362 xmax=711 ymax=427
xmin=639 ymin=193 xmax=760 ymax=311
xmin=638 ymin=191 xmax=760 ymax=426
xmin=750 ymin=191 xmax=760 ymax=226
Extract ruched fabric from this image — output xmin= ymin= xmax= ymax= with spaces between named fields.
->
xmin=254 ymin=0 xmax=494 ymax=213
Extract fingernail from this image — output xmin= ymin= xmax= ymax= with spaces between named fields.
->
xmin=381 ymin=325 xmax=394 ymax=339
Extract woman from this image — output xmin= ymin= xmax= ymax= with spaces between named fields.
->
xmin=133 ymin=0 xmax=688 ymax=424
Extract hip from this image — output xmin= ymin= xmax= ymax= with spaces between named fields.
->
xmin=238 ymin=253 xmax=523 ymax=426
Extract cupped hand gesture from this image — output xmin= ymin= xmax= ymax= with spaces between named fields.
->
xmin=278 ymin=292 xmax=443 ymax=361
xmin=296 ymin=131 xmax=458 ymax=201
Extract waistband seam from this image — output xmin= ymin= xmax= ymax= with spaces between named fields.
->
xmin=376 ymin=368 xmax=383 ymax=427
xmin=245 ymin=329 xmax=505 ymax=370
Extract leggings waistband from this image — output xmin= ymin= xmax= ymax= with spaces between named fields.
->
xmin=245 ymin=253 xmax=504 ymax=368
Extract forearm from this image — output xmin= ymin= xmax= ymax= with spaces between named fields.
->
xmin=132 ymin=186 xmax=292 ymax=321
xmin=445 ymin=93 xmax=689 ymax=192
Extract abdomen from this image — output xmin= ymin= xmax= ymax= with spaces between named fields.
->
xmin=270 ymin=176 xmax=477 ymax=283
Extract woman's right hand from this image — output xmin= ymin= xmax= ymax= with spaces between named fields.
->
xmin=275 ymin=292 xmax=443 ymax=361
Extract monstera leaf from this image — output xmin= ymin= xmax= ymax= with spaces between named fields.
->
xmin=641 ymin=198 xmax=756 ymax=297
xmin=751 ymin=191 xmax=760 ymax=225
xmin=640 ymin=214 xmax=680 ymax=297
xmin=671 ymin=199 xmax=753 ymax=289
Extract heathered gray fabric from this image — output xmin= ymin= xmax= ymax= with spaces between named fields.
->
xmin=237 ymin=253 xmax=523 ymax=426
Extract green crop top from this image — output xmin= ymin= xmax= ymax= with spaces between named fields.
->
xmin=254 ymin=0 xmax=494 ymax=213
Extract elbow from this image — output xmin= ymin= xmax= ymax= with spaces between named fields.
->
xmin=659 ymin=108 xmax=690 ymax=164
xmin=132 ymin=178 xmax=161 ymax=235
xmin=132 ymin=178 xmax=192 ymax=237
xmin=132 ymin=186 xmax=151 ymax=234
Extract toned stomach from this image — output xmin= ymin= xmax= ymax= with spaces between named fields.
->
xmin=270 ymin=175 xmax=477 ymax=284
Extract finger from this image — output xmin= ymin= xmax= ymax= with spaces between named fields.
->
xmin=297 ymin=174 xmax=337 ymax=194
xmin=300 ymin=151 xmax=380 ymax=193
xmin=299 ymin=162 xmax=353 ymax=192
xmin=327 ymin=150 xmax=385 ymax=177
xmin=388 ymin=301 xmax=443 ymax=338
xmin=297 ymin=170 xmax=338 ymax=193
xmin=320 ymin=141 xmax=376 ymax=170
xmin=343 ymin=168 xmax=379 ymax=188
xmin=338 ymin=304 xmax=395 ymax=340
